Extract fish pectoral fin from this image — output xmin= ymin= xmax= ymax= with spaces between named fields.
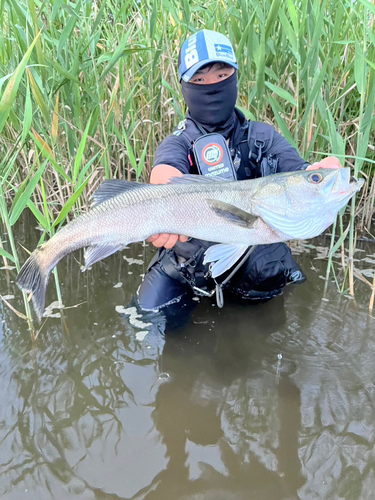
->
xmin=203 ymin=244 xmax=250 ymax=278
xmin=207 ymin=200 xmax=257 ymax=228
xmin=91 ymin=180 xmax=147 ymax=208
xmin=83 ymin=244 xmax=125 ymax=270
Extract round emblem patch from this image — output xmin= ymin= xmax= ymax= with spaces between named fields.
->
xmin=202 ymin=143 xmax=224 ymax=166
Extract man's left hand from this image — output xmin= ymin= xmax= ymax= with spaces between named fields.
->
xmin=306 ymin=156 xmax=342 ymax=171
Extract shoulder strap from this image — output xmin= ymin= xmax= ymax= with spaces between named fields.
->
xmin=172 ymin=117 xmax=206 ymax=147
xmin=247 ymin=121 xmax=275 ymax=163
xmin=172 ymin=118 xmax=211 ymax=175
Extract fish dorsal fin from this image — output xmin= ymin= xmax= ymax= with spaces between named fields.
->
xmin=207 ymin=199 xmax=258 ymax=228
xmin=168 ymin=174 xmax=228 ymax=184
xmin=91 ymin=180 xmax=146 ymax=208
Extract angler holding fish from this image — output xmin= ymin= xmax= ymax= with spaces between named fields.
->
xmin=138 ymin=29 xmax=349 ymax=311
xmin=16 ymin=30 xmax=364 ymax=321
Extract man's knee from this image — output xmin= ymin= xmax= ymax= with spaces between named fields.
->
xmin=229 ymin=243 xmax=306 ymax=299
xmin=138 ymin=262 xmax=189 ymax=311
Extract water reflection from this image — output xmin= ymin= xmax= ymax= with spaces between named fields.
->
xmin=0 ymin=223 xmax=375 ymax=499
xmin=135 ymin=296 xmax=304 ymax=500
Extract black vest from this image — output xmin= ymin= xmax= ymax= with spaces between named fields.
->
xmin=172 ymin=111 xmax=278 ymax=180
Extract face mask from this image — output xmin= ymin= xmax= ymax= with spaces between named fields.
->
xmin=181 ymin=71 xmax=238 ymax=134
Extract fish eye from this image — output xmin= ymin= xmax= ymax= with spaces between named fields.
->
xmin=308 ymin=172 xmax=323 ymax=184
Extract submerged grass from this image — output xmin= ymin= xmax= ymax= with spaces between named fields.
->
xmin=0 ymin=0 xmax=374 ymax=321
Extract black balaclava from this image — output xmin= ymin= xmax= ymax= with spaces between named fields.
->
xmin=181 ymin=71 xmax=238 ymax=137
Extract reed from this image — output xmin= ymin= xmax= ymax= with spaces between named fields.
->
xmin=0 ymin=0 xmax=374 ymax=319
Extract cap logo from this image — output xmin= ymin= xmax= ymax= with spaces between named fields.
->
xmin=185 ymin=34 xmax=199 ymax=69
xmin=214 ymin=43 xmax=234 ymax=60
xmin=202 ymin=143 xmax=224 ymax=166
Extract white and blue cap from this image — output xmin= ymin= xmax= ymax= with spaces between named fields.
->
xmin=178 ymin=30 xmax=238 ymax=82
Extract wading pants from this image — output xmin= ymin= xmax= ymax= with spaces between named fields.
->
xmin=137 ymin=241 xmax=306 ymax=311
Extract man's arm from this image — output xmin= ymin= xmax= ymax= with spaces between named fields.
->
xmin=269 ymin=131 xmax=342 ymax=172
xmin=150 ymin=164 xmax=183 ymax=184
xmin=146 ymin=164 xmax=189 ymax=249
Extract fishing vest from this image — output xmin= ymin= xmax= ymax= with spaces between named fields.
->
xmin=172 ymin=116 xmax=279 ymax=180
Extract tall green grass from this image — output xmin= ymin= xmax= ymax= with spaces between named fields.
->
xmin=0 ymin=0 xmax=374 ymax=320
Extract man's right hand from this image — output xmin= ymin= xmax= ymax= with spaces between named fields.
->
xmin=146 ymin=233 xmax=189 ymax=249
xmin=147 ymin=164 xmax=189 ymax=249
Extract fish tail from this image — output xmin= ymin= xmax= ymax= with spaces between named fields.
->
xmin=16 ymin=246 xmax=50 ymax=322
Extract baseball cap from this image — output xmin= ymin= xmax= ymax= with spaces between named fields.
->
xmin=178 ymin=30 xmax=238 ymax=82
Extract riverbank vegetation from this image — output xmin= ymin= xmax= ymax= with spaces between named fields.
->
xmin=0 ymin=0 xmax=374 ymax=323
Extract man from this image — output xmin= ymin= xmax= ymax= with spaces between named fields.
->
xmin=138 ymin=29 xmax=340 ymax=311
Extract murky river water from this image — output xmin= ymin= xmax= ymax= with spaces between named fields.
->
xmin=1 ymin=215 xmax=375 ymax=500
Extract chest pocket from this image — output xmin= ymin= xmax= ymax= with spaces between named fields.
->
xmin=192 ymin=133 xmax=237 ymax=181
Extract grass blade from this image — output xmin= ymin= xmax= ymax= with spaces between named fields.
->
xmin=0 ymin=29 xmax=41 ymax=134
xmin=73 ymin=115 xmax=92 ymax=184
xmin=51 ymin=90 xmax=59 ymax=144
xmin=265 ymin=81 xmax=297 ymax=107
xmin=21 ymin=80 xmax=33 ymax=144
xmin=9 ymin=160 xmax=48 ymax=226
xmin=53 ymin=176 xmax=91 ymax=228
xmin=27 ymin=68 xmax=50 ymax=124
xmin=0 ymin=248 xmax=15 ymax=262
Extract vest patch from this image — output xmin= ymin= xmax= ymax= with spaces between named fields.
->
xmin=192 ymin=133 xmax=236 ymax=181
xmin=202 ymin=143 xmax=224 ymax=166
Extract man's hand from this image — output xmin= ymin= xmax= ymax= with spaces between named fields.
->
xmin=146 ymin=233 xmax=189 ymax=249
xmin=147 ymin=164 xmax=189 ymax=249
xmin=306 ymin=156 xmax=342 ymax=171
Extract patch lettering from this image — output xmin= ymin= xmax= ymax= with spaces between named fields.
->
xmin=214 ymin=43 xmax=234 ymax=60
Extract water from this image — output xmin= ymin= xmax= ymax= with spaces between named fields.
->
xmin=1 ymin=218 xmax=375 ymax=500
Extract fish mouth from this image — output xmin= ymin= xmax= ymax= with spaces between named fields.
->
xmin=344 ymin=174 xmax=364 ymax=195
xmin=350 ymin=175 xmax=365 ymax=191
xmin=348 ymin=172 xmax=364 ymax=187
xmin=329 ymin=168 xmax=364 ymax=199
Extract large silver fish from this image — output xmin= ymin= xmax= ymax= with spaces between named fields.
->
xmin=16 ymin=168 xmax=363 ymax=320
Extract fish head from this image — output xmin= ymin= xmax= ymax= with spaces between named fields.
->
xmin=252 ymin=168 xmax=364 ymax=240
